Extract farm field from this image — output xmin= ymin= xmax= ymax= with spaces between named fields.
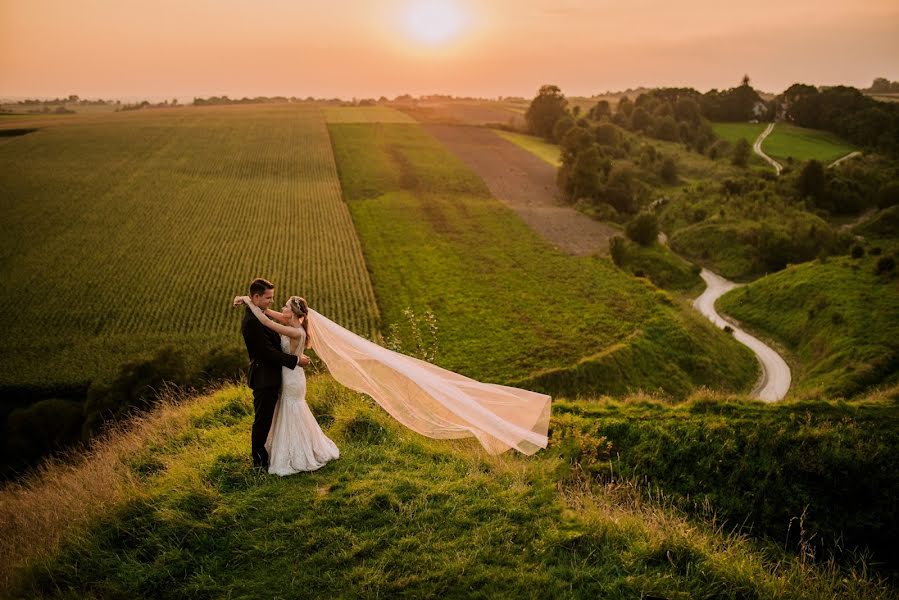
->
xmin=327 ymin=117 xmax=758 ymax=398
xmin=323 ymin=106 xmax=415 ymax=123
xmin=762 ymin=122 xmax=859 ymax=164
xmin=392 ymin=100 xmax=525 ymax=128
xmin=0 ymin=104 xmax=379 ymax=392
xmin=492 ymin=129 xmax=562 ymax=167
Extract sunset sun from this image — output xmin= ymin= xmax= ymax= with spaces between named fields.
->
xmin=401 ymin=0 xmax=470 ymax=47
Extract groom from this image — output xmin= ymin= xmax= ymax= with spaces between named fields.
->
xmin=240 ymin=278 xmax=310 ymax=471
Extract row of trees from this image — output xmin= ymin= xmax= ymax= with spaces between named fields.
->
xmin=778 ymin=84 xmax=899 ymax=155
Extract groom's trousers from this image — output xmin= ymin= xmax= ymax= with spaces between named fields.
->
xmin=251 ymin=386 xmax=280 ymax=468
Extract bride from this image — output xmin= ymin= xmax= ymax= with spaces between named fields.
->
xmin=236 ymin=294 xmax=552 ymax=471
xmin=236 ymin=295 xmax=339 ymax=476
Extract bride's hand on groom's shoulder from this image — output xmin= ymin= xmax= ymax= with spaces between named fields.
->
xmin=233 ymin=295 xmax=246 ymax=307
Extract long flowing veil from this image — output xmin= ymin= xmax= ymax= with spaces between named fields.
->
xmin=306 ymin=308 xmax=551 ymax=455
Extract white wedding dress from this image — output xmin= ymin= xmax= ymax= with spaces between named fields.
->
xmin=264 ymin=327 xmax=340 ymax=476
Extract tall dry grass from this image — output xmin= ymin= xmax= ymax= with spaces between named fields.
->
xmin=0 ymin=385 xmax=213 ymax=594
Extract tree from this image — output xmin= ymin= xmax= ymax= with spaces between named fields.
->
xmin=590 ymin=100 xmax=611 ymax=120
xmin=732 ymin=138 xmax=751 ymax=167
xmin=595 ymin=123 xmax=621 ymax=148
xmin=568 ymin=145 xmax=605 ymax=200
xmin=631 ymin=107 xmax=653 ymax=131
xmin=797 ymin=160 xmax=826 ymax=199
xmin=552 ymin=116 xmax=576 ymax=143
xmin=625 ymin=211 xmax=659 ymax=246
xmin=525 ymin=85 xmax=569 ymax=140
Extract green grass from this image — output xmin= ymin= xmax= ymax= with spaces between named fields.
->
xmin=763 ymin=123 xmax=859 ymax=164
xmin=717 ymin=255 xmax=899 ymax=397
xmin=4 ymin=381 xmax=896 ymax=598
xmin=327 ymin=122 xmax=758 ymax=398
xmin=492 ymin=129 xmax=562 ymax=166
xmin=611 ymin=238 xmax=704 ymax=293
xmin=0 ymin=104 xmax=380 ymax=392
xmin=660 ymin=184 xmax=840 ymax=281
xmin=711 ymin=122 xmax=767 ymax=145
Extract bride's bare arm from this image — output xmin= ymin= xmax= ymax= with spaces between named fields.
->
xmin=238 ymin=297 xmax=303 ymax=339
xmin=264 ymin=308 xmax=289 ymax=324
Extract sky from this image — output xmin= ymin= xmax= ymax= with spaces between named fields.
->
xmin=2 ymin=0 xmax=898 ymax=100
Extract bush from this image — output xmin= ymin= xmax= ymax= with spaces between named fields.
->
xmin=82 ymin=345 xmax=192 ymax=440
xmin=875 ymin=255 xmax=896 ymax=275
xmin=4 ymin=398 xmax=84 ymax=468
xmin=609 ymin=236 xmax=626 ymax=267
xmin=850 ymin=244 xmax=865 ymax=259
xmin=731 ymin=138 xmax=751 ymax=167
xmin=659 ymin=156 xmax=678 ymax=184
xmin=625 ymin=212 xmax=659 ymax=246
xmin=201 ymin=345 xmax=246 ymax=383
xmin=878 ymin=181 xmax=899 ymax=209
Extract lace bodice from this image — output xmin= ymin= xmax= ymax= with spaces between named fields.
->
xmin=280 ymin=327 xmax=306 ymax=357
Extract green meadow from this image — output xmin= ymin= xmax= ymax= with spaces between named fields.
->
xmin=710 ymin=121 xmax=767 ymax=145
xmin=326 ymin=120 xmax=757 ymax=398
xmin=762 ymin=123 xmax=859 ymax=164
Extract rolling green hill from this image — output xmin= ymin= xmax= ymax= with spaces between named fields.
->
xmin=762 ymin=123 xmax=859 ymax=164
xmin=3 ymin=381 xmax=896 ymax=598
xmin=327 ymin=121 xmax=758 ymax=398
xmin=717 ymin=254 xmax=899 ymax=397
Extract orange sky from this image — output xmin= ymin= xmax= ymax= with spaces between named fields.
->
xmin=2 ymin=0 xmax=898 ymax=99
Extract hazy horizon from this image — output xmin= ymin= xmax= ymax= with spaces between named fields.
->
xmin=2 ymin=0 xmax=898 ymax=101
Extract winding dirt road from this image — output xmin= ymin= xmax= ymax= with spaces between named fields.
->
xmin=692 ymin=269 xmax=791 ymax=402
xmin=754 ymin=122 xmax=783 ymax=175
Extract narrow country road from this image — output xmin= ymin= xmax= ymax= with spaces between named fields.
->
xmin=754 ymin=122 xmax=783 ymax=175
xmin=828 ymin=151 xmax=862 ymax=168
xmin=692 ymin=269 xmax=792 ymax=402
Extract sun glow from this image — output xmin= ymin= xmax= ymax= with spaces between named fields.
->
xmin=401 ymin=0 xmax=470 ymax=47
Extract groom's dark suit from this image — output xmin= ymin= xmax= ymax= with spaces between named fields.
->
xmin=242 ymin=307 xmax=299 ymax=468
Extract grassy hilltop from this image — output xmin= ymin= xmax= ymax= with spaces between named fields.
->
xmin=2 ymin=379 xmax=897 ymax=598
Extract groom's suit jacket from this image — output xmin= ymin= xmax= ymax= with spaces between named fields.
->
xmin=242 ymin=307 xmax=299 ymax=390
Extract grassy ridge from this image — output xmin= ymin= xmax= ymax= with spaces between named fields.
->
xmin=717 ymin=255 xmax=899 ymax=396
xmin=0 ymin=105 xmax=380 ymax=392
xmin=3 ymin=381 xmax=895 ymax=598
xmin=327 ymin=122 xmax=757 ymax=398
xmin=763 ymin=123 xmax=859 ymax=164
xmin=554 ymin=387 xmax=899 ymax=573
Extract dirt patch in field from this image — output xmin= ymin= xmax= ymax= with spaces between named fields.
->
xmin=425 ymin=125 xmax=617 ymax=256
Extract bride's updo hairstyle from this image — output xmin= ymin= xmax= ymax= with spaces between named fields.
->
xmin=288 ymin=296 xmax=312 ymax=349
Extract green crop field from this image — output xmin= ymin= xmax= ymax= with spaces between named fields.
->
xmin=0 ymin=104 xmax=379 ymax=392
xmin=762 ymin=123 xmax=858 ymax=164
xmin=327 ymin=121 xmax=757 ymax=399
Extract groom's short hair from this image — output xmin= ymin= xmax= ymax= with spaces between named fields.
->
xmin=249 ymin=278 xmax=274 ymax=297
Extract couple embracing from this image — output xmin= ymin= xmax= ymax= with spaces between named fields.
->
xmin=235 ymin=276 xmax=553 ymax=478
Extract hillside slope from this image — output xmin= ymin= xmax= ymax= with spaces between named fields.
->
xmin=2 ymin=379 xmax=896 ymax=599
xmin=717 ymin=255 xmax=899 ymax=397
